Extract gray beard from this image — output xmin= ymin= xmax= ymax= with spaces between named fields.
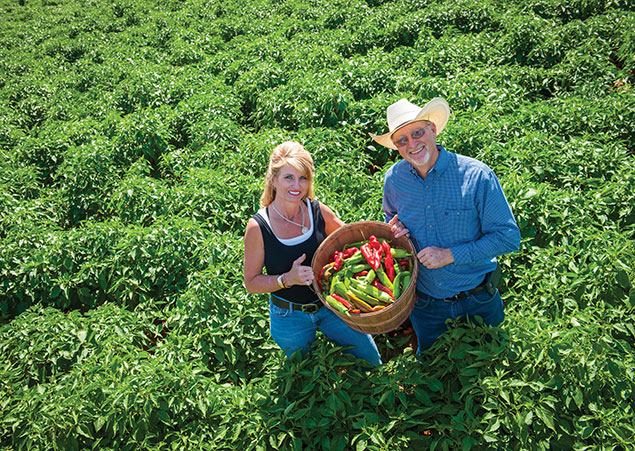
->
xmin=412 ymin=147 xmax=431 ymax=166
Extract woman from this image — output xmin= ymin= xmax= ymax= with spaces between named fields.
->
xmin=243 ymin=141 xmax=381 ymax=367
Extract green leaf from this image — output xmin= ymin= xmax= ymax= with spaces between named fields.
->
xmin=157 ymin=410 xmax=170 ymax=425
xmin=426 ymin=378 xmax=443 ymax=392
xmin=77 ymin=424 xmax=92 ymax=439
xmin=50 ymin=285 xmax=61 ymax=298
xmin=99 ymin=272 xmax=108 ymax=290
xmin=483 ymin=433 xmax=498 ymax=443
xmin=379 ymin=390 xmax=392 ymax=406
xmin=94 ymin=416 xmax=106 ymax=432
xmin=283 ymin=401 xmax=296 ymax=417
xmin=580 ymin=426 xmax=595 ymax=439
xmin=462 ymin=437 xmax=477 ymax=451
xmin=536 ymin=407 xmax=555 ymax=431
xmin=616 ymin=270 xmax=631 ymax=290
xmin=524 ymin=188 xmax=538 ymax=198
xmin=524 ymin=411 xmax=533 ymax=425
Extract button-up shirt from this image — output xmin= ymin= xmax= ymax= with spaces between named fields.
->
xmin=383 ymin=145 xmax=520 ymax=299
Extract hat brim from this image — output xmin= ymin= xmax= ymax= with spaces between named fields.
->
xmin=370 ymin=97 xmax=450 ymax=150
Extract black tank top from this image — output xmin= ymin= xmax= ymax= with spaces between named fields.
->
xmin=252 ymin=199 xmax=327 ymax=304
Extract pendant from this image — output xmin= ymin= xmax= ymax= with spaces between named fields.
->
xmin=302 ymin=226 xmax=308 ymax=234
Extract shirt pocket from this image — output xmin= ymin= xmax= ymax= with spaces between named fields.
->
xmin=439 ymin=207 xmax=479 ymax=247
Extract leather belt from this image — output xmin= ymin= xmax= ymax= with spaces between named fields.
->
xmin=444 ymin=279 xmax=487 ymax=301
xmin=271 ymin=295 xmax=322 ymax=313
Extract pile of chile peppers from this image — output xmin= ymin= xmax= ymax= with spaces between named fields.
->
xmin=318 ymin=235 xmax=413 ymax=316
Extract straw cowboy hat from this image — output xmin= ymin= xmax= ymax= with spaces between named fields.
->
xmin=370 ymin=97 xmax=451 ymax=150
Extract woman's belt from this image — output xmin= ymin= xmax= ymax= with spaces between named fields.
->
xmin=270 ymin=293 xmax=322 ymax=313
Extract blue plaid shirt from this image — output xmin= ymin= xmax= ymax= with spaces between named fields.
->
xmin=383 ymin=145 xmax=520 ymax=299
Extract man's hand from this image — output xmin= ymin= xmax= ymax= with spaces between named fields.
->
xmin=388 ymin=214 xmax=410 ymax=238
xmin=417 ymin=246 xmax=454 ymax=269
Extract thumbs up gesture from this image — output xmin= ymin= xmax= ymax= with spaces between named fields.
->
xmin=285 ymin=253 xmax=314 ymax=286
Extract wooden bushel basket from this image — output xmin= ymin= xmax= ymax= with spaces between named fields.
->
xmin=311 ymin=221 xmax=419 ymax=334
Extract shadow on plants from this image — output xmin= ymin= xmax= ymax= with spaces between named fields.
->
xmin=418 ymin=316 xmax=508 ymax=384
xmin=256 ymin=339 xmax=378 ymax=449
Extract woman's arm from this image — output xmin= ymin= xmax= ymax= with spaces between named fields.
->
xmin=243 ymin=218 xmax=286 ymax=294
xmin=319 ymin=202 xmax=345 ymax=236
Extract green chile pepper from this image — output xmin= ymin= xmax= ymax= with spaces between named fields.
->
xmin=342 ymin=252 xmax=365 ymax=266
xmin=347 ymin=263 xmax=371 ymax=274
xmin=344 ymin=240 xmax=367 ymax=250
xmin=390 ymin=248 xmax=412 ymax=258
xmin=333 ymin=281 xmax=348 ymax=298
xmin=393 ymin=271 xmax=409 ymax=299
xmin=400 ymin=272 xmax=411 ymax=296
xmin=350 ymin=279 xmax=393 ymax=305
xmin=376 ymin=266 xmax=394 ymax=292
xmin=348 ymin=286 xmax=383 ymax=307
xmin=326 ymin=295 xmax=351 ymax=316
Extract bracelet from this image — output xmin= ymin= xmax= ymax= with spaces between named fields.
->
xmin=276 ymin=274 xmax=286 ymax=289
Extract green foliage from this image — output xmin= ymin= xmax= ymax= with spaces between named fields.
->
xmin=1 ymin=0 xmax=634 ymax=448
xmin=54 ymin=137 xmax=119 ymax=227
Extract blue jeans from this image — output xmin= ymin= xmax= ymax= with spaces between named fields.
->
xmin=269 ymin=299 xmax=382 ymax=367
xmin=410 ymin=288 xmax=504 ymax=353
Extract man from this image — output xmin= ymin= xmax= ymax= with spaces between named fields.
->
xmin=370 ymin=97 xmax=520 ymax=352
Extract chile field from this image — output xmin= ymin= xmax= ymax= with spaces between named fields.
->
xmin=1 ymin=0 xmax=634 ymax=449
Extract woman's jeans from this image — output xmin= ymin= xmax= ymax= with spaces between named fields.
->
xmin=269 ymin=299 xmax=382 ymax=367
xmin=410 ymin=287 xmax=505 ymax=353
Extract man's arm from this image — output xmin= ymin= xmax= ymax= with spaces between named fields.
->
xmin=382 ymin=178 xmax=398 ymax=223
xmin=449 ymin=171 xmax=520 ymax=266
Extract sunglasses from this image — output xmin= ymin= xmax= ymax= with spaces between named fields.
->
xmin=392 ymin=122 xmax=431 ymax=149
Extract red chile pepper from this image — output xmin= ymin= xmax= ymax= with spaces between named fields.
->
xmin=398 ymin=259 xmax=410 ymax=271
xmin=371 ymin=279 xmax=395 ymax=300
xmin=333 ymin=251 xmax=344 ymax=271
xmin=331 ymin=293 xmax=353 ymax=310
xmin=353 ymin=270 xmax=368 ymax=278
xmin=361 ymin=243 xmax=380 ymax=270
xmin=342 ymin=247 xmax=359 ymax=259
xmin=369 ymin=235 xmax=381 ymax=251
xmin=382 ymin=241 xmax=395 ymax=282
xmin=375 ymin=246 xmax=384 ymax=268
xmin=331 ymin=293 xmax=360 ymax=314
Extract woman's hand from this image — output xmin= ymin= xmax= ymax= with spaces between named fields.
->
xmin=284 ymin=253 xmax=314 ymax=286
xmin=388 ymin=214 xmax=410 ymax=238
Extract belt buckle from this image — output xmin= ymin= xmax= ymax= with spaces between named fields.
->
xmin=301 ymin=303 xmax=319 ymax=314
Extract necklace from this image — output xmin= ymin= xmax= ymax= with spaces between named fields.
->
xmin=271 ymin=202 xmax=308 ymax=234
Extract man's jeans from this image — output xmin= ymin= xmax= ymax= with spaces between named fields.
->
xmin=269 ymin=299 xmax=382 ymax=367
xmin=410 ymin=288 xmax=505 ymax=353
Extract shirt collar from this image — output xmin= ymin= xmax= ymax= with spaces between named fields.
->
xmin=433 ymin=145 xmax=449 ymax=175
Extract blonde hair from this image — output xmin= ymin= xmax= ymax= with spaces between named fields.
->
xmin=260 ymin=141 xmax=315 ymax=207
